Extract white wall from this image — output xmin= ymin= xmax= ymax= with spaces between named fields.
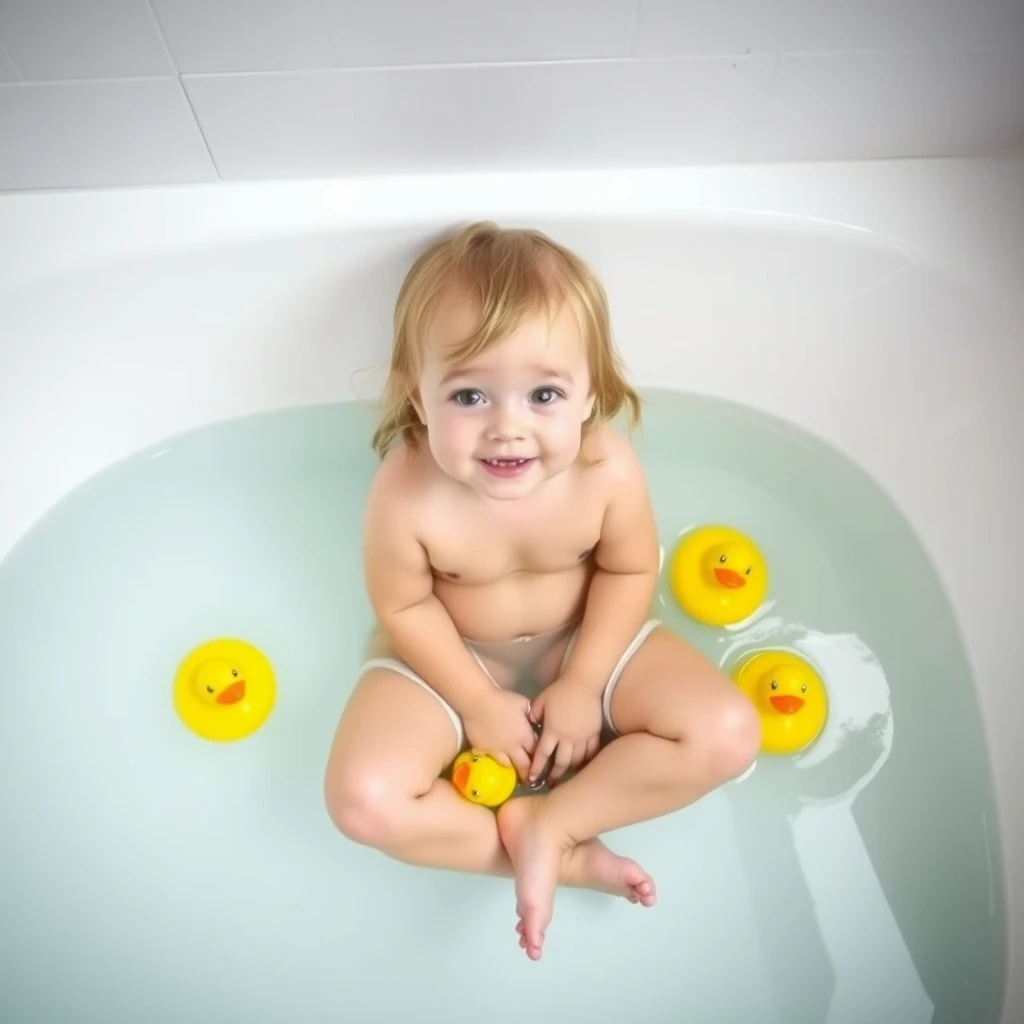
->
xmin=1 ymin=0 xmax=1022 ymax=191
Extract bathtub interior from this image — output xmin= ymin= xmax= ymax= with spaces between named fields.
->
xmin=0 ymin=161 xmax=1021 ymax=1023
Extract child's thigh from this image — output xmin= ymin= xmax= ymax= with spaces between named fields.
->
xmin=608 ymin=626 xmax=753 ymax=743
xmin=325 ymin=666 xmax=463 ymax=802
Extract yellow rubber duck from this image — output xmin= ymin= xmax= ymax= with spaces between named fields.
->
xmin=173 ymin=638 xmax=276 ymax=742
xmin=451 ymin=750 xmax=518 ymax=807
xmin=731 ymin=650 xmax=828 ymax=755
xmin=669 ymin=525 xmax=768 ymax=626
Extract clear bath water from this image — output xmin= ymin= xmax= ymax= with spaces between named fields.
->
xmin=0 ymin=389 xmax=1004 ymax=1024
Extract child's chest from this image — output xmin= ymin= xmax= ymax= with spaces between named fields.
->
xmin=426 ymin=500 xmax=605 ymax=581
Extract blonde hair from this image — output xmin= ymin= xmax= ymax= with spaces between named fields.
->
xmin=372 ymin=221 xmax=641 ymax=459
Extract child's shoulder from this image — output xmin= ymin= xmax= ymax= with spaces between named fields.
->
xmin=581 ymin=422 xmax=646 ymax=484
xmin=369 ymin=440 xmax=432 ymax=493
xmin=364 ymin=440 xmax=435 ymax=521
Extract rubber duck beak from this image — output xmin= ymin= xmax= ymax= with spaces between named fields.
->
xmin=216 ymin=680 xmax=246 ymax=705
xmin=714 ymin=567 xmax=746 ymax=588
xmin=769 ymin=694 xmax=804 ymax=714
xmin=452 ymin=761 xmax=470 ymax=793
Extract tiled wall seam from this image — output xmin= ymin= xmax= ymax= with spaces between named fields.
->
xmin=0 ymin=2 xmax=1021 ymax=191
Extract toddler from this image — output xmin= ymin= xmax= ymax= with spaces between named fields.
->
xmin=324 ymin=222 xmax=760 ymax=961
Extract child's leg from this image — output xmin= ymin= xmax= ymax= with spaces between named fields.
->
xmin=498 ymin=626 xmax=761 ymax=958
xmin=324 ymin=664 xmax=512 ymax=875
xmin=324 ymin=657 xmax=661 ymax=903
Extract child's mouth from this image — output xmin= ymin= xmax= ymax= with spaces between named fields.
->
xmin=479 ymin=457 xmax=536 ymax=478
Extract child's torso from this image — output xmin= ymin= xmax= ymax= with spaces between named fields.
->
xmin=421 ymin=465 xmax=607 ymax=643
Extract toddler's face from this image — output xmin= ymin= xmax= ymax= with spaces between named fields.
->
xmin=412 ymin=290 xmax=595 ymax=500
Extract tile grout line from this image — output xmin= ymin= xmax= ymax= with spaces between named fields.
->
xmin=175 ymin=76 xmax=223 ymax=183
xmin=626 ymin=0 xmax=644 ymax=57
xmin=143 ymin=0 xmax=223 ymax=182
xmin=142 ymin=0 xmax=179 ymax=73
xmin=0 ymin=36 xmax=24 ymax=81
xmin=0 ymin=47 xmax=1011 ymax=88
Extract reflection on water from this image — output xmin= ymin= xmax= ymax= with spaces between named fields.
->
xmin=722 ymin=619 xmax=932 ymax=1022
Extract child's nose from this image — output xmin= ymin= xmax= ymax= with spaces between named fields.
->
xmin=487 ymin=405 xmax=525 ymax=442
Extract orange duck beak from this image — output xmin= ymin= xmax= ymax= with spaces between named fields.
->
xmin=714 ymin=567 xmax=746 ymax=588
xmin=769 ymin=694 xmax=804 ymax=714
xmin=216 ymin=680 xmax=246 ymax=705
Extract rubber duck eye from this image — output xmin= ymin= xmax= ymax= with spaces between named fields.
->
xmin=745 ymin=567 xmax=751 ymax=575
xmin=231 ymin=668 xmax=238 ymax=677
xmin=471 ymin=755 xmax=479 ymax=762
xmin=770 ymin=680 xmax=778 ymax=689
xmin=801 ymin=684 xmax=807 ymax=693
xmin=719 ymin=554 xmax=727 ymax=563
xmin=471 ymin=789 xmax=479 ymax=797
xmin=206 ymin=685 xmax=215 ymax=693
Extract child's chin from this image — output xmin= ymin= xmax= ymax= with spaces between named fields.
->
xmin=474 ymin=470 xmax=543 ymax=499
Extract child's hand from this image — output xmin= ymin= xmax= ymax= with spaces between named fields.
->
xmin=526 ymin=678 xmax=603 ymax=786
xmin=461 ymin=689 xmax=538 ymax=782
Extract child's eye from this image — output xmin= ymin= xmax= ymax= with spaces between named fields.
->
xmin=531 ymin=387 xmax=562 ymax=405
xmin=451 ymin=388 xmax=485 ymax=406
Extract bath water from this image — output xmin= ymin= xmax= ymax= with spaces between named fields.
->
xmin=0 ymin=389 xmax=1004 ymax=1023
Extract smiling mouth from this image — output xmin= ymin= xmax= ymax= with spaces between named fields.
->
xmin=479 ymin=457 xmax=536 ymax=478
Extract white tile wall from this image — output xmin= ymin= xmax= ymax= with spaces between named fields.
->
xmin=0 ymin=0 xmax=172 ymax=80
xmin=632 ymin=0 xmax=1024 ymax=56
xmin=0 ymin=78 xmax=215 ymax=191
xmin=152 ymin=0 xmax=639 ymax=72
xmin=751 ymin=48 xmax=1024 ymax=162
xmin=0 ymin=41 xmax=21 ymax=82
xmin=148 ymin=0 xmax=338 ymax=74
xmin=0 ymin=0 xmax=1021 ymax=191
xmin=473 ymin=56 xmax=777 ymax=170
xmin=183 ymin=67 xmax=477 ymax=179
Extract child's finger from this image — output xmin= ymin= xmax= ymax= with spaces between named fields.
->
xmin=528 ymin=736 xmax=556 ymax=783
xmin=510 ymin=747 xmax=534 ymax=781
xmin=548 ymin=742 xmax=574 ymax=784
xmin=520 ymin=717 xmax=540 ymax=751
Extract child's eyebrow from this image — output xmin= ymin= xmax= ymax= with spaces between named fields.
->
xmin=529 ymin=364 xmax=574 ymax=382
xmin=439 ymin=364 xmax=573 ymax=386
xmin=439 ymin=367 xmax=477 ymax=386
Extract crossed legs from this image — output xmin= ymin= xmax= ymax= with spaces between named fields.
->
xmin=323 ymin=625 xmax=760 ymax=959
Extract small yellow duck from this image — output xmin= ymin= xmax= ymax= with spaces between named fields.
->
xmin=173 ymin=638 xmax=276 ymax=742
xmin=669 ymin=525 xmax=768 ymax=626
xmin=451 ymin=750 xmax=518 ymax=807
xmin=731 ymin=650 xmax=828 ymax=755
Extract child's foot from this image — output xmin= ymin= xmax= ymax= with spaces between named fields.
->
xmin=497 ymin=796 xmax=655 ymax=961
xmin=569 ymin=837 xmax=657 ymax=906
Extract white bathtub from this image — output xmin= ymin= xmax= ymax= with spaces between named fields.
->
xmin=1 ymin=156 xmax=1022 ymax=1021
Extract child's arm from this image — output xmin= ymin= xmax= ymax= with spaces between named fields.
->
xmin=560 ymin=441 xmax=660 ymax=692
xmin=362 ymin=471 xmax=498 ymax=717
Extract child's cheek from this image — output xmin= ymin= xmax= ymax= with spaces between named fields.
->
xmin=440 ymin=409 xmax=477 ymax=455
xmin=550 ymin=416 xmax=582 ymax=448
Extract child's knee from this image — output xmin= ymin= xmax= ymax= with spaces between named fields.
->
xmin=324 ymin=760 xmax=404 ymax=849
xmin=704 ymin=689 xmax=761 ymax=781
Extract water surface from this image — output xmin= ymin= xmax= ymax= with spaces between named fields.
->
xmin=0 ymin=389 xmax=1004 ymax=1023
